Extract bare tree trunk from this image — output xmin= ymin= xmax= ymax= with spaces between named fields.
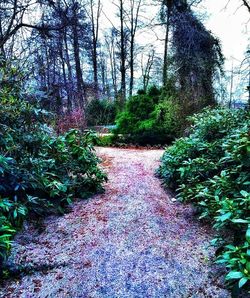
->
xmin=0 ymin=21 xmax=6 ymax=62
xmin=163 ymin=5 xmax=171 ymax=86
xmin=90 ymin=0 xmax=102 ymax=98
xmin=229 ymin=61 xmax=234 ymax=109
xmin=141 ymin=49 xmax=155 ymax=92
xmin=72 ymin=3 xmax=86 ymax=111
xmin=44 ymin=38 xmax=50 ymax=92
xmin=106 ymin=33 xmax=118 ymax=99
xmin=112 ymin=49 xmax=118 ymax=99
xmin=59 ymin=34 xmax=72 ymax=112
xmin=242 ymin=0 xmax=250 ymax=13
xmin=129 ymin=0 xmax=142 ymax=97
xmin=119 ymin=0 xmax=126 ymax=105
xmin=100 ymin=54 xmax=106 ymax=95
xmin=64 ymin=29 xmax=74 ymax=109
xmin=129 ymin=34 xmax=135 ymax=97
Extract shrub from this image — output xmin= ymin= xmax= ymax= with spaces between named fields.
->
xmin=86 ymin=99 xmax=116 ymax=126
xmin=0 ymin=216 xmax=15 ymax=270
xmin=0 ymin=84 xmax=107 ymax=273
xmin=97 ymin=135 xmax=114 ymax=147
xmin=158 ymin=108 xmax=250 ymax=291
xmin=115 ymin=87 xmax=183 ymax=145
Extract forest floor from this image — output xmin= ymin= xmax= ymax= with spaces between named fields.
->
xmin=0 ymin=147 xmax=230 ymax=298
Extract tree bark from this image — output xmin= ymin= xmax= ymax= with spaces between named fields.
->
xmin=72 ymin=3 xmax=86 ymax=111
xmin=129 ymin=0 xmax=142 ymax=97
xmin=90 ymin=0 xmax=101 ymax=98
xmin=63 ymin=29 xmax=74 ymax=111
xmin=163 ymin=5 xmax=171 ymax=86
xmin=119 ymin=0 xmax=126 ymax=105
xmin=242 ymin=0 xmax=250 ymax=13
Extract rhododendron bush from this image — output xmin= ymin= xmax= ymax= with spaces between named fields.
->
xmin=158 ymin=108 xmax=250 ymax=292
xmin=0 ymin=75 xmax=107 ymax=274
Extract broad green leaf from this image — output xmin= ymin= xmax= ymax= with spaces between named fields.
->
xmin=246 ymin=262 xmax=250 ymax=271
xmin=240 ymin=190 xmax=249 ymax=198
xmin=225 ymin=244 xmax=236 ymax=250
xmin=246 ymin=225 xmax=250 ymax=243
xmin=239 ymin=277 xmax=248 ymax=288
xmin=232 ymin=219 xmax=250 ymax=224
xmin=218 ymin=212 xmax=232 ymax=222
xmin=226 ymin=271 xmax=244 ymax=280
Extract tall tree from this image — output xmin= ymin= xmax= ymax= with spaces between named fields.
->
xmin=128 ymin=0 xmax=143 ymax=96
xmin=71 ymin=1 xmax=86 ymax=109
xmin=0 ymin=0 xmax=70 ymax=61
xmin=27 ymin=0 xmax=93 ymax=114
xmin=105 ymin=30 xmax=119 ymax=99
xmin=119 ymin=0 xmax=127 ymax=105
xmin=161 ymin=0 xmax=173 ymax=86
xmin=141 ymin=48 xmax=155 ymax=92
xmin=163 ymin=0 xmax=224 ymax=110
xmin=87 ymin=0 xmax=102 ymax=97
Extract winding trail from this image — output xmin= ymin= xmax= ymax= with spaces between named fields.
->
xmin=0 ymin=147 xmax=229 ymax=298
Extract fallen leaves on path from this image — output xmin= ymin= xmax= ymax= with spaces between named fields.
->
xmin=0 ymin=147 xmax=229 ymax=298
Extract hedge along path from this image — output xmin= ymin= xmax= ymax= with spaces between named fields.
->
xmin=0 ymin=147 xmax=229 ymax=298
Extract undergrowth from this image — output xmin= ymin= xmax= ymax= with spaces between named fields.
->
xmin=158 ymin=108 xmax=250 ymax=292
xmin=0 ymin=84 xmax=107 ymax=275
xmin=114 ymin=86 xmax=183 ymax=145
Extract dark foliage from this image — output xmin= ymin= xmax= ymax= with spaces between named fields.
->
xmin=171 ymin=7 xmax=224 ymax=110
xmin=115 ymin=86 xmax=183 ymax=145
xmin=86 ymin=99 xmax=117 ymax=126
xmin=158 ymin=108 xmax=250 ymax=291
xmin=0 ymin=68 xmax=106 ymax=274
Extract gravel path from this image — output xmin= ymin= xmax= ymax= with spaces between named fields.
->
xmin=0 ymin=147 xmax=229 ymax=298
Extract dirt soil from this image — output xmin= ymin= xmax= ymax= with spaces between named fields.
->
xmin=0 ymin=147 xmax=230 ymax=298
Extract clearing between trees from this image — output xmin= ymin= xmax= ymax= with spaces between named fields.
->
xmin=0 ymin=147 xmax=230 ymax=297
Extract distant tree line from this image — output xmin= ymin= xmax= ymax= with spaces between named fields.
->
xmin=0 ymin=0 xmax=248 ymax=122
xmin=0 ymin=0 xmax=158 ymax=116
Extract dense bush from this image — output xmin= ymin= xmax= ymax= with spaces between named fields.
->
xmin=158 ymin=108 xmax=250 ymax=291
xmin=0 ymin=88 xmax=107 ymax=273
xmin=86 ymin=99 xmax=116 ymax=126
xmin=115 ymin=87 xmax=182 ymax=145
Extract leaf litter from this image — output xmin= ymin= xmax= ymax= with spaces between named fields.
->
xmin=0 ymin=147 xmax=229 ymax=298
